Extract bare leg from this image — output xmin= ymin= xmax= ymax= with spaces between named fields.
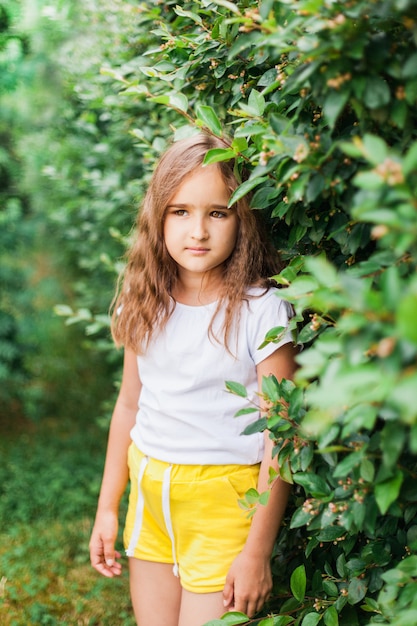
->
xmin=178 ymin=588 xmax=225 ymax=626
xmin=129 ymin=559 xmax=182 ymax=626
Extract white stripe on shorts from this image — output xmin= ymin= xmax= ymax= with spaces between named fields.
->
xmin=126 ymin=455 xmax=149 ymax=557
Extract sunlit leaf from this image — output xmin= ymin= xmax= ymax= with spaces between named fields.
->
xmin=290 ymin=564 xmax=306 ymax=602
xmin=225 ymin=381 xmax=247 ymax=397
xmin=195 ymin=104 xmax=223 ymax=136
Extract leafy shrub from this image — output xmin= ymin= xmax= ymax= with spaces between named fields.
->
xmin=6 ymin=0 xmax=417 ymax=624
xmin=94 ymin=1 xmax=417 ymax=624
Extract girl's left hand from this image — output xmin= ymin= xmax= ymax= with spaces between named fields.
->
xmin=222 ymin=548 xmax=272 ymax=617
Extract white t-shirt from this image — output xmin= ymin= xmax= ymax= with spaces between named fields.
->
xmin=130 ymin=287 xmax=293 ymax=465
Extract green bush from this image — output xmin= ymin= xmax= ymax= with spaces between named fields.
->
xmin=6 ymin=0 xmax=417 ymax=624
xmin=93 ymin=1 xmax=417 ymax=624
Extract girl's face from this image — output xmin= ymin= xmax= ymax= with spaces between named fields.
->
xmin=164 ymin=164 xmax=238 ymax=286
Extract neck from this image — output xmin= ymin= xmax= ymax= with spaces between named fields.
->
xmin=173 ymin=272 xmax=223 ymax=306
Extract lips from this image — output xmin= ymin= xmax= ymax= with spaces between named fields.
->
xmin=186 ymin=247 xmax=210 ymax=253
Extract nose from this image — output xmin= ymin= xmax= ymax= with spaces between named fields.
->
xmin=191 ymin=216 xmax=208 ymax=240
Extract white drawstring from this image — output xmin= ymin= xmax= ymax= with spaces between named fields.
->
xmin=126 ymin=455 xmax=149 ymax=557
xmin=162 ymin=464 xmax=179 ymax=577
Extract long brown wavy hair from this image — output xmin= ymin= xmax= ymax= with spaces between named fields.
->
xmin=111 ymin=132 xmax=283 ymax=353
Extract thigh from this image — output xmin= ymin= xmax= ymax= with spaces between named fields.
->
xmin=129 ymin=558 xmax=182 ymax=626
xmin=178 ymin=588 xmax=225 ymax=626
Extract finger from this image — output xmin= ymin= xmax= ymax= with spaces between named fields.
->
xmin=256 ymin=596 xmax=267 ymax=615
xmin=233 ymin=595 xmax=249 ymax=617
xmin=90 ymin=541 xmax=122 ymax=578
xmin=92 ymin=554 xmax=122 ymax=578
xmin=222 ymin=577 xmax=234 ymax=609
xmin=94 ymin=562 xmax=117 ymax=577
xmin=246 ymin=598 xmax=258 ymax=619
xmin=103 ymin=538 xmax=116 ymax=567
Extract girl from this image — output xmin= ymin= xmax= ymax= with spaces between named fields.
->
xmin=89 ymin=132 xmax=297 ymax=626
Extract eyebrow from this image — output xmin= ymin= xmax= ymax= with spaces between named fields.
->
xmin=166 ymin=203 xmax=231 ymax=210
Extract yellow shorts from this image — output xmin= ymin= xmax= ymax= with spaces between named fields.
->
xmin=124 ymin=443 xmax=260 ymax=593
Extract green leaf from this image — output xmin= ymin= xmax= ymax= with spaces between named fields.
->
xmin=195 ymin=104 xmax=223 ymax=136
xmin=248 ymin=89 xmax=266 ymax=116
xmin=290 ymin=507 xmax=314 ymax=529
xmin=402 ymin=52 xmax=417 ymax=78
xmin=290 ymin=564 xmax=306 ymax=602
xmin=381 ymin=569 xmax=409 ymax=585
xmin=174 ymin=6 xmax=203 ymax=24
xmin=396 ymin=555 xmax=417 ymax=576
xmin=279 ymin=457 xmax=294 ymax=484
xmin=150 ymin=92 xmax=188 ymax=112
xmin=304 ymin=255 xmax=338 ymax=288
xmin=375 ymin=470 xmax=403 ymax=514
xmin=362 ymin=134 xmax=389 ymax=165
xmin=360 ymin=458 xmax=375 ymax=483
xmin=403 ymin=141 xmax=417 ymax=175
xmin=293 ymin=472 xmax=331 ymax=497
xmin=324 ymin=605 xmax=339 ymax=626
xmin=323 ymin=580 xmax=339 ymax=597
xmin=54 ymin=304 xmax=74 ymax=317
xmin=323 ymin=89 xmax=350 ymax=128
xmin=259 ymin=490 xmax=270 ymax=506
xmin=100 ymin=66 xmax=127 ymax=83
xmin=258 ymin=326 xmax=286 ymax=349
xmin=260 ymin=617 xmax=293 ymax=626
xmin=381 ymin=422 xmax=406 ymax=468
xmin=203 ymin=148 xmax=235 ymax=165
xmin=231 ymin=136 xmax=248 ymax=153
xmin=317 ymin=527 xmax=346 ymax=542
xmin=354 ymin=171 xmax=384 ymax=190
xmin=225 ymin=381 xmax=247 ymax=397
xmin=242 ymin=417 xmax=267 ymax=435
xmin=209 ymin=0 xmax=241 ymax=14
xmin=204 ymin=612 xmax=249 ymax=626
xmin=347 ymin=577 xmax=368 ymax=604
xmin=219 ymin=611 xmax=249 ymax=625
xmin=234 ymin=407 xmax=258 ymax=417
xmin=339 ymin=141 xmax=364 ymax=158
xmin=262 ymin=375 xmax=281 ymax=402
xmin=397 ymin=554 xmax=417 ymax=578
xmin=397 ymin=292 xmax=417 ymax=344
xmin=301 ymin=612 xmax=321 ymax=626
xmin=228 ymin=176 xmax=269 ymax=207
xmin=243 ymin=488 xmax=260 ymax=504
xmin=333 ymin=451 xmax=363 ymax=478
xmin=363 ymin=76 xmax=391 ymax=109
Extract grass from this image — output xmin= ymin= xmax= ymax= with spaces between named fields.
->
xmin=0 ymin=414 xmax=135 ymax=625
xmin=0 ymin=519 xmax=135 ymax=626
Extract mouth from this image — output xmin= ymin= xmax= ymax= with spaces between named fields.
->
xmin=186 ymin=247 xmax=210 ymax=253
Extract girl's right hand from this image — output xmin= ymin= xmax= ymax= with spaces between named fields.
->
xmin=89 ymin=510 xmax=122 ymax=577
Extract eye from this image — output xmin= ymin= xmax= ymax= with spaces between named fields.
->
xmin=170 ymin=208 xmax=188 ymax=216
xmin=210 ymin=210 xmax=228 ymax=219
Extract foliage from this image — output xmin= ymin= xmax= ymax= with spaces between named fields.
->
xmin=0 ymin=0 xmax=119 ymax=418
xmin=0 ymin=419 xmax=134 ymax=625
xmin=3 ymin=0 xmax=417 ymax=624
xmin=0 ymin=0 xmax=31 ymax=411
xmin=90 ymin=1 xmax=417 ymax=624
xmin=0 ymin=419 xmax=104 ymax=524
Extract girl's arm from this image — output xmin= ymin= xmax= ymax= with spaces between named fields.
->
xmin=223 ymin=341 xmax=297 ymax=617
xmin=89 ymin=348 xmax=142 ymax=578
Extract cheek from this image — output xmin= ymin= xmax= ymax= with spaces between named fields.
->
xmin=222 ymin=220 xmax=239 ymax=257
xmin=163 ymin=217 xmax=175 ymax=245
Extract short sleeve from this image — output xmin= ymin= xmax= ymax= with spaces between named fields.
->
xmin=246 ymin=289 xmax=294 ymax=365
